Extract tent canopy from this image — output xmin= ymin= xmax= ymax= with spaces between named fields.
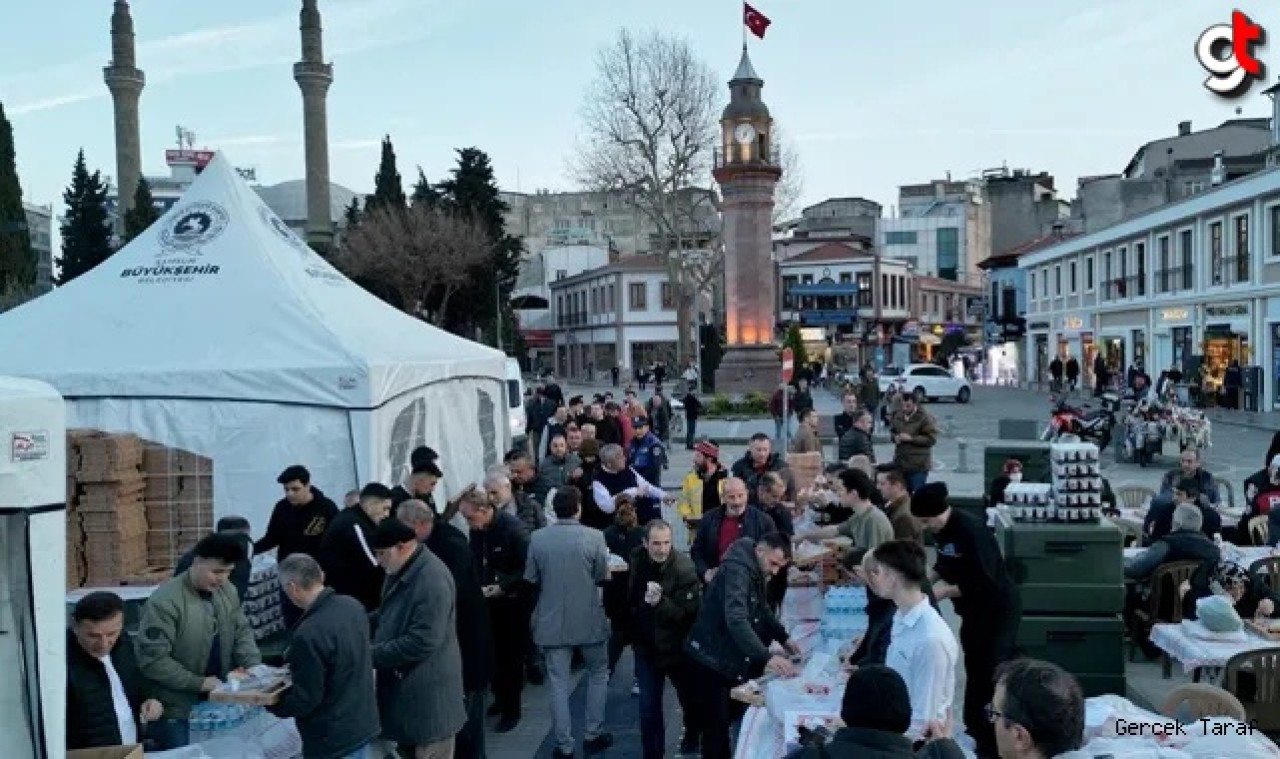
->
xmin=0 ymin=153 xmax=505 ymax=409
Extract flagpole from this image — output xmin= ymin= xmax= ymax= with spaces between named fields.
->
xmin=742 ymin=0 xmax=747 ymax=48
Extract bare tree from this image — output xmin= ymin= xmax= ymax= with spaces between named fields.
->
xmin=335 ymin=203 xmax=490 ymax=325
xmin=573 ymin=28 xmax=803 ymax=365
xmin=770 ymin=122 xmax=804 ymax=225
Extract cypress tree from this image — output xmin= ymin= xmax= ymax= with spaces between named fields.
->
xmin=0 ymin=101 xmax=34 ymax=291
xmin=56 ymin=149 xmax=113 ymax=285
xmin=368 ymin=136 xmax=406 ymax=210
xmin=121 ymin=175 xmax=159 ymax=244
xmin=410 ymin=167 xmax=439 ymax=207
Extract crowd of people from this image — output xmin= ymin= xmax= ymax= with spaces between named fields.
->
xmin=67 ymin=370 xmax=1260 ymax=759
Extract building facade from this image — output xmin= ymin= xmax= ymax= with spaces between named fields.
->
xmin=913 ymin=275 xmax=986 ymax=360
xmin=884 ymin=178 xmax=988 ymax=284
xmin=512 ymin=244 xmax=611 ymax=370
xmin=977 ymin=232 xmax=1074 ymax=384
xmin=23 ymin=203 xmax=54 ymax=294
xmin=549 ymin=256 xmax=682 ymax=380
xmin=1020 ymin=165 xmax=1280 ymax=410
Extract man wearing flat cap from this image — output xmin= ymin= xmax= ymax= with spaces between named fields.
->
xmin=910 ymin=482 xmax=1019 ymax=759
xmin=369 ymin=518 xmax=466 ymax=758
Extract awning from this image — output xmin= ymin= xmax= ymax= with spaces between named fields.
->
xmin=790 ymin=282 xmax=859 ymax=297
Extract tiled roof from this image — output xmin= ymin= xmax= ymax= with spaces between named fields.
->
xmin=982 ymin=233 xmax=1080 ymax=267
xmin=784 ymin=242 xmax=872 ymax=264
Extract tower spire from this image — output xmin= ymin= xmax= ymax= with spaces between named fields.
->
xmin=104 ymin=0 xmax=145 ymax=218
xmin=294 ymin=0 xmax=335 ymax=249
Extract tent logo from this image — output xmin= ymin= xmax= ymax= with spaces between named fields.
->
xmin=160 ymin=202 xmax=229 ymax=253
xmin=258 ymin=205 xmax=312 ymax=257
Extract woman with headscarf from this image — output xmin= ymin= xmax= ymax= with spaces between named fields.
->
xmin=1183 ymin=561 xmax=1280 ymax=621
xmin=988 ymin=459 xmax=1023 ymax=507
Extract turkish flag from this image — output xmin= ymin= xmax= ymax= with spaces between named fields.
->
xmin=744 ymin=3 xmax=772 ymax=39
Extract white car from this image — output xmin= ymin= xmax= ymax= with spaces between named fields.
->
xmin=879 ymin=363 xmax=972 ymax=403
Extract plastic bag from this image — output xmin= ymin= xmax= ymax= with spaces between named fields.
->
xmin=1196 ymin=595 xmax=1243 ymax=633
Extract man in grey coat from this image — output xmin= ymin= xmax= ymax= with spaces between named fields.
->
xmin=369 ymin=518 xmax=466 ymax=758
xmin=525 ymin=488 xmax=615 ymax=758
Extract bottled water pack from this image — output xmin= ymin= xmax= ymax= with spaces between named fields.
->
xmin=819 ymin=586 xmax=868 ymax=647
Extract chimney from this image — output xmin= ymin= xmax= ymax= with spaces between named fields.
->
xmin=1051 ymin=221 xmax=1066 ymax=236
xmin=1178 ymin=120 xmax=1192 ymax=136
xmin=1211 ymin=151 xmax=1226 ymax=186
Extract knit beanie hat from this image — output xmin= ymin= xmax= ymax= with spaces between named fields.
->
xmin=695 ymin=440 xmax=720 ymax=461
xmin=840 ymin=664 xmax=912 ymax=734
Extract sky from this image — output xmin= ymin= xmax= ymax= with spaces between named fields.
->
xmin=2 ymin=0 xmax=1278 ymax=219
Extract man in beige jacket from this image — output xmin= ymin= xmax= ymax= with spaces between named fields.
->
xmin=888 ymin=394 xmax=938 ymax=493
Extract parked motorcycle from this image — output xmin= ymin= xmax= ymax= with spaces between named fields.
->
xmin=1041 ymin=393 xmax=1120 ymax=451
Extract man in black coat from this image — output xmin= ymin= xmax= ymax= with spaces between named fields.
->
xmin=462 ymin=491 xmax=532 ymax=732
xmin=912 ymin=483 xmax=1019 ymax=759
xmin=689 ymin=477 xmax=777 ymax=585
xmin=254 ymin=465 xmax=339 ymax=561
xmin=268 ymin=554 xmax=379 ymax=759
xmin=317 ymin=483 xmax=392 ymax=612
xmin=398 ymin=499 xmax=494 ymax=759
xmin=67 ymin=592 xmax=163 ymax=749
xmin=173 ymin=515 xmax=255 ymax=601
xmin=685 ymin=534 xmax=798 ymax=759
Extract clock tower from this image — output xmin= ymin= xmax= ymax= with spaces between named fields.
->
xmin=713 ymin=45 xmax=783 ymax=394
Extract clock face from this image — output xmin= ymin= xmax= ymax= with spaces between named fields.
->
xmin=734 ymin=123 xmax=756 ymax=144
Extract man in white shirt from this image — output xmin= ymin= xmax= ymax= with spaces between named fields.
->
xmin=865 ymin=540 xmax=959 ymax=740
xmin=67 ymin=592 xmax=162 ymax=749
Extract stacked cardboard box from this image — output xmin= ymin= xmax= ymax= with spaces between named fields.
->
xmin=143 ymin=444 xmax=214 ymax=569
xmin=71 ymin=431 xmax=149 ymax=586
xmin=66 ymin=435 xmax=85 ymax=588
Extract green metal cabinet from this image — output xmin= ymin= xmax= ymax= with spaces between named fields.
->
xmin=996 ymin=515 xmax=1125 ymax=614
xmin=1016 ymin=614 xmax=1127 ymax=697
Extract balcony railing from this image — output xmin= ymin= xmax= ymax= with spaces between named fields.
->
xmin=713 ymin=147 xmax=781 ymax=170
xmin=556 ymin=312 xmax=590 ymax=328
xmin=1155 ymin=265 xmax=1194 ymax=294
xmin=1210 ymin=255 xmax=1251 ymax=286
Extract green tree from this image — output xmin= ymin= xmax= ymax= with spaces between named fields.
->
xmin=781 ymin=323 xmax=808 ymax=382
xmin=410 ymin=167 xmax=440 ymax=207
xmin=342 ymin=197 xmax=361 ymax=228
xmin=121 ymin=175 xmax=159 ymax=244
xmin=368 ymin=135 xmax=405 ymax=210
xmin=56 ymin=149 xmax=113 ymax=285
xmin=433 ymin=147 xmax=522 ymax=347
xmin=0 ymin=101 xmax=34 ymax=291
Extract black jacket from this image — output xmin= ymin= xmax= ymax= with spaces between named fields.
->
xmin=784 ymin=727 xmax=967 ymax=759
xmin=254 ymin=489 xmax=339 ymax=561
xmin=66 ymin=628 xmax=147 ymax=749
xmin=1142 ymin=500 xmax=1222 ymax=546
xmin=685 ymin=538 xmax=788 ymax=683
xmin=470 ymin=510 xmax=531 ymax=597
xmin=603 ymin=524 xmax=647 ymax=623
xmin=690 ymin=506 xmax=777 ymax=581
xmin=270 ymin=589 xmax=380 ymax=759
xmin=731 ymin=452 xmax=795 ymax=502
xmin=628 ymin=546 xmax=702 ymax=669
xmin=932 ymin=507 xmax=1018 ymax=620
xmin=174 ymin=532 xmax=253 ymax=600
xmin=317 ymin=506 xmax=385 ymax=612
xmin=427 ymin=521 xmax=494 ymax=691
xmin=1124 ymin=529 xmax=1221 ymax=582
xmin=838 ymin=427 xmax=876 ymax=463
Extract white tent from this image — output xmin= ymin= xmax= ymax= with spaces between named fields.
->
xmin=0 ymin=154 xmax=507 ymax=530
xmin=0 ymin=377 xmax=66 ymax=759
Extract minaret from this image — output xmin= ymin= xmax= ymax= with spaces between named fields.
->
xmin=712 ymin=46 xmax=783 ymax=394
xmin=294 ymin=0 xmax=334 ymax=249
xmin=104 ymin=0 xmax=145 ymax=216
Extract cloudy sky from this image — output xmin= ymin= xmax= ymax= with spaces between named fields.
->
xmin=1 ymin=0 xmax=1273 ymax=217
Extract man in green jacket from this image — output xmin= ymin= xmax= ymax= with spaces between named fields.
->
xmin=135 ymin=533 xmax=262 ymax=749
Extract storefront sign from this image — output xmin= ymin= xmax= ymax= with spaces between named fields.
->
xmin=1160 ymin=308 xmax=1190 ymax=322
xmin=1061 ymin=316 xmax=1086 ymax=331
xmin=1029 ymin=321 xmax=1050 ymax=331
xmin=1206 ymin=303 xmax=1248 ymax=317
xmin=1002 ymin=321 xmax=1027 ymax=339
xmin=901 ymin=320 xmax=920 ymax=338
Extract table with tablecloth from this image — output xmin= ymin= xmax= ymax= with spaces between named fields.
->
xmin=1124 ymin=544 xmax=1275 ymax=568
xmin=734 ymin=690 xmax=1280 ymax=758
xmin=1150 ymin=619 xmax=1280 ymax=681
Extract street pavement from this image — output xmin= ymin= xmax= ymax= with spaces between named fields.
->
xmin=486 ymin=382 xmax=1276 ymax=756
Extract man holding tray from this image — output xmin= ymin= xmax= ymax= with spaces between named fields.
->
xmin=271 ymin=553 xmax=380 ymax=759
